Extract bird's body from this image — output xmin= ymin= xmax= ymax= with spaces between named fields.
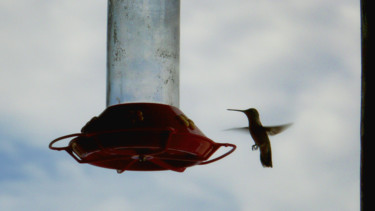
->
xmin=228 ymin=108 xmax=291 ymax=167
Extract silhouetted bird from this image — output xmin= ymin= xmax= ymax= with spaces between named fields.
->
xmin=227 ymin=108 xmax=292 ymax=167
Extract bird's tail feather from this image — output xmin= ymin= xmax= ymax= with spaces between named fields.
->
xmin=260 ymin=148 xmax=273 ymax=168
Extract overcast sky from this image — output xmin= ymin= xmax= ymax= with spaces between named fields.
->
xmin=0 ymin=0 xmax=360 ymax=210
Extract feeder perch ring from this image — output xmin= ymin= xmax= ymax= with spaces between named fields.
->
xmin=49 ymin=103 xmax=236 ymax=173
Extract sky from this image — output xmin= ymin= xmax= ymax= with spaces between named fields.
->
xmin=0 ymin=0 xmax=361 ymax=210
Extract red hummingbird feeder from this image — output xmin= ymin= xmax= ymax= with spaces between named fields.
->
xmin=49 ymin=0 xmax=236 ymax=173
xmin=49 ymin=103 xmax=235 ymax=173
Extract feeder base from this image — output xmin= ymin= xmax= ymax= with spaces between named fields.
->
xmin=49 ymin=103 xmax=236 ymax=173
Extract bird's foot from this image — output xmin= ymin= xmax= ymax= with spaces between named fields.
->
xmin=252 ymin=144 xmax=259 ymax=151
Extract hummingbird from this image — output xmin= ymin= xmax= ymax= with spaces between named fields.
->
xmin=227 ymin=108 xmax=292 ymax=168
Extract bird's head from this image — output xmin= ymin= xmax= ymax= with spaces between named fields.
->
xmin=227 ymin=108 xmax=260 ymax=120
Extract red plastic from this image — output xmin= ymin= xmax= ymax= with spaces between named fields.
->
xmin=49 ymin=103 xmax=236 ymax=173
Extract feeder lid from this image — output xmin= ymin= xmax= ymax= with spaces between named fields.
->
xmin=49 ymin=103 xmax=236 ymax=173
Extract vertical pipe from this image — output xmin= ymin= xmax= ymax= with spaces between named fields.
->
xmin=360 ymin=0 xmax=371 ymax=210
xmin=106 ymin=0 xmax=180 ymax=107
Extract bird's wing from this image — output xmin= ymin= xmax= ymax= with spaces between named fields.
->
xmin=224 ymin=127 xmax=249 ymax=134
xmin=264 ymin=123 xmax=292 ymax=135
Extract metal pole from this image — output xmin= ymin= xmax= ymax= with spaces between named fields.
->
xmin=106 ymin=0 xmax=180 ymax=107
xmin=360 ymin=0 xmax=372 ymax=210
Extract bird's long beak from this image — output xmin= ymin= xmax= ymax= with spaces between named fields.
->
xmin=227 ymin=109 xmax=245 ymax=112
